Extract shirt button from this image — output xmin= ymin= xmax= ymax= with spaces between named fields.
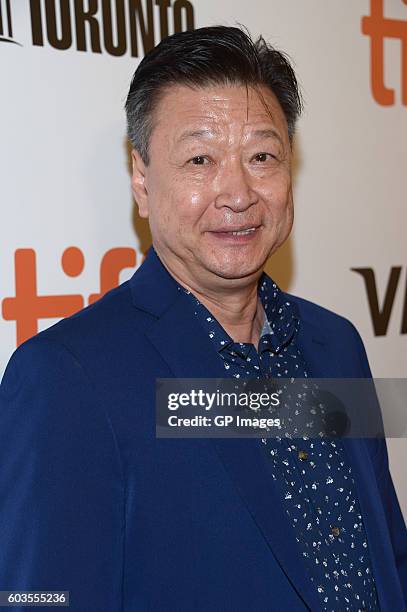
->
xmin=331 ymin=526 xmax=340 ymax=537
xmin=298 ymin=450 xmax=308 ymax=461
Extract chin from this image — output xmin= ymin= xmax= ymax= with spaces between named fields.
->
xmin=204 ymin=256 xmax=264 ymax=281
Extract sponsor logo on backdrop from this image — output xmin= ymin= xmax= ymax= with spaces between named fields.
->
xmin=1 ymin=247 xmax=141 ymax=346
xmin=362 ymin=0 xmax=407 ymax=105
xmin=0 ymin=0 xmax=195 ymax=55
xmin=352 ymin=267 xmax=407 ymax=336
xmin=0 ymin=0 xmax=21 ymax=45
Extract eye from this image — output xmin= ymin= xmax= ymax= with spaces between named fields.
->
xmin=253 ymin=152 xmax=276 ymax=163
xmin=188 ymin=156 xmax=209 ymax=165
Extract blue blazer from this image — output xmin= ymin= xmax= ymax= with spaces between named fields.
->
xmin=0 ymin=245 xmax=406 ymax=611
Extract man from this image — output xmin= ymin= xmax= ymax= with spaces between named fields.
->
xmin=0 ymin=26 xmax=405 ymax=612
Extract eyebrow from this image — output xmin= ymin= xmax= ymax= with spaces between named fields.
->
xmin=176 ymin=129 xmax=215 ymax=143
xmin=250 ymin=128 xmax=284 ymax=146
xmin=176 ymin=127 xmax=284 ymax=146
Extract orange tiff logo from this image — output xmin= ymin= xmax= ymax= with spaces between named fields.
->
xmin=2 ymin=247 xmax=141 ymax=347
xmin=362 ymin=0 xmax=407 ymax=105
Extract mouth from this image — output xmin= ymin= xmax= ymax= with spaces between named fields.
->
xmin=207 ymin=225 xmax=261 ymax=242
xmin=211 ymin=225 xmax=260 ymax=234
xmin=227 ymin=227 xmax=257 ymax=236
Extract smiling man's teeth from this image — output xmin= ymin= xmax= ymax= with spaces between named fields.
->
xmin=230 ymin=227 xmax=256 ymax=236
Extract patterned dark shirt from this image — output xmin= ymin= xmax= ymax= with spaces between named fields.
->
xmin=176 ymin=272 xmax=379 ymax=612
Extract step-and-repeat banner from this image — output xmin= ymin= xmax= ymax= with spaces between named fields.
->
xmin=1 ymin=0 xmax=406 ymax=512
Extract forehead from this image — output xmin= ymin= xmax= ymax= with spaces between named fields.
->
xmin=151 ymin=83 xmax=289 ymax=143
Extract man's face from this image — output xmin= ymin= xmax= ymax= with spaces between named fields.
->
xmin=131 ymin=83 xmax=294 ymax=289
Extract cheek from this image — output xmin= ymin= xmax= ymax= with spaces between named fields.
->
xmin=259 ymin=174 xmax=292 ymax=216
xmin=171 ymin=183 xmax=211 ymax=226
xmin=149 ymin=180 xmax=210 ymax=236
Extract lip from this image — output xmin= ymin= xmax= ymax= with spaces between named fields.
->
xmin=207 ymin=225 xmax=262 ymax=243
xmin=209 ymin=224 xmax=261 ymax=233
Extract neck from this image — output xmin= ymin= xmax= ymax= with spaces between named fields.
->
xmin=155 ymin=248 xmax=266 ymax=348
xmin=191 ymin=285 xmax=266 ymax=348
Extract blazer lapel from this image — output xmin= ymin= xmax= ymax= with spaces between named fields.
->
xmin=342 ymin=440 xmax=406 ymax=611
xmin=210 ymin=436 xmax=323 ymax=610
xmin=129 ymin=247 xmax=322 ymax=609
xmin=145 ymin=302 xmax=322 ymax=610
xmin=298 ymin=318 xmax=406 ymax=611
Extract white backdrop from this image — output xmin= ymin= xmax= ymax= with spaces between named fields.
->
xmin=1 ymin=0 xmax=406 ymax=514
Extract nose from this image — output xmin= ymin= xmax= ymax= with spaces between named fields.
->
xmin=214 ymin=159 xmax=258 ymax=212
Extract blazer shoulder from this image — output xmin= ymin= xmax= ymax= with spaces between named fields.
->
xmin=284 ymin=292 xmax=356 ymax=335
xmin=283 ymin=292 xmax=373 ymax=378
xmin=38 ymin=279 xmax=135 ymax=342
xmin=29 ymin=277 xmax=150 ymax=350
xmin=1 ymin=277 xmax=161 ymax=392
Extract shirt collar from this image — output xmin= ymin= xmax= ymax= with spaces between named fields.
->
xmin=176 ymin=271 xmax=299 ymax=356
xmin=257 ymin=274 xmax=299 ymax=353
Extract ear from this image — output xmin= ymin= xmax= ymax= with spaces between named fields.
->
xmin=131 ymin=149 xmax=149 ymax=218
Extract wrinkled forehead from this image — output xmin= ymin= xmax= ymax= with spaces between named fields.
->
xmin=150 ymin=82 xmax=289 ymax=144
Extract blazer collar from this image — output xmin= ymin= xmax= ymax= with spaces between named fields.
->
xmin=129 ymin=245 xmax=181 ymax=318
xmin=130 ymin=244 xmax=329 ymax=346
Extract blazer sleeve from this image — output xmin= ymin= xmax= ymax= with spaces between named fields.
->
xmin=0 ymin=337 xmax=124 ymax=612
xmin=351 ymin=323 xmax=407 ymax=602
